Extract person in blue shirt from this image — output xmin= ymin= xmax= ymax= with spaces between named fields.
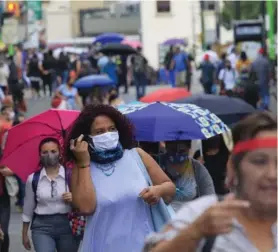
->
xmin=103 ymin=57 xmax=119 ymax=90
xmin=199 ymin=54 xmax=216 ymax=94
xmin=171 ymin=47 xmax=189 ymax=88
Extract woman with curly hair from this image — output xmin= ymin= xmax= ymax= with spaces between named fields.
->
xmin=64 ymin=104 xmax=175 ymax=252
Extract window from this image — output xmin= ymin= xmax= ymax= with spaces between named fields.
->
xmin=156 ymin=1 xmax=171 ymax=13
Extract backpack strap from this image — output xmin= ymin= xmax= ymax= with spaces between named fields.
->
xmin=201 ymin=195 xmax=224 ymax=252
xmin=65 ymin=167 xmax=72 ymax=192
xmin=32 ymin=170 xmax=41 ymax=206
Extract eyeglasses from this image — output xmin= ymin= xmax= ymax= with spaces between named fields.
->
xmin=51 ymin=180 xmax=57 ymax=198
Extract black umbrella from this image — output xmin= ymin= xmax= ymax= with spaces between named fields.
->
xmin=175 ymin=94 xmax=256 ymax=125
xmin=99 ymin=43 xmax=137 ymax=55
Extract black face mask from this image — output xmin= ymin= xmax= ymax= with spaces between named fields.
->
xmin=109 ymin=94 xmax=118 ymax=102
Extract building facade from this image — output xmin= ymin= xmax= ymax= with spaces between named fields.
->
xmin=141 ymin=0 xmax=202 ymax=69
xmin=140 ymin=0 xmax=231 ymax=69
xmin=44 ymin=0 xmax=140 ymax=42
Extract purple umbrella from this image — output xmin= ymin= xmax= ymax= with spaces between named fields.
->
xmin=93 ymin=33 xmax=124 ymax=45
xmin=162 ymin=38 xmax=187 ymax=46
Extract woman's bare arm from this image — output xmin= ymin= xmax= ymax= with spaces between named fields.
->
xmin=137 ymin=148 xmax=175 ymax=203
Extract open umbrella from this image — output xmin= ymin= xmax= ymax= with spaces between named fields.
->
xmin=175 ymin=94 xmax=256 ymax=125
xmin=162 ymin=38 xmax=187 ymax=46
xmin=0 ymin=109 xmax=80 ymax=181
xmin=121 ymin=40 xmax=142 ymax=49
xmin=74 ymin=74 xmax=115 ymax=89
xmin=117 ymin=102 xmax=229 ymax=142
xmin=99 ymin=43 xmax=137 ymax=56
xmin=93 ymin=33 xmax=124 ymax=45
xmin=140 ymin=88 xmax=191 ymax=103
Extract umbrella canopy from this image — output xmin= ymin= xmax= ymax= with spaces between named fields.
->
xmin=121 ymin=40 xmax=142 ymax=49
xmin=0 ymin=109 xmax=80 ymax=181
xmin=140 ymin=88 xmax=191 ymax=103
xmin=117 ymin=102 xmax=229 ymax=142
xmin=93 ymin=33 xmax=124 ymax=45
xmin=99 ymin=43 xmax=137 ymax=56
xmin=162 ymin=38 xmax=187 ymax=46
xmin=74 ymin=74 xmax=115 ymax=89
xmin=175 ymin=94 xmax=256 ymax=125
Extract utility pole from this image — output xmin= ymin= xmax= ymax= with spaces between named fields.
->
xmin=261 ymin=0 xmax=266 ymax=49
xmin=234 ymin=1 xmax=241 ymax=20
xmin=215 ymin=1 xmax=220 ymax=42
xmin=200 ymin=0 xmax=205 ymax=49
xmin=191 ymin=1 xmax=196 ymax=57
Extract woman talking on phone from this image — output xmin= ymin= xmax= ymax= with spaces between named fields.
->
xmin=144 ymin=111 xmax=277 ymax=252
xmin=65 ymin=104 xmax=175 ymax=252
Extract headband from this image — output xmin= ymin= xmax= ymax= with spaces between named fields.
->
xmin=232 ymin=137 xmax=277 ymax=155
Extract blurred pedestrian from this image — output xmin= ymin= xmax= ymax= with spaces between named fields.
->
xmin=103 ymin=56 xmax=119 ymax=91
xmin=132 ymin=47 xmax=148 ymax=99
xmin=171 ymin=47 xmax=189 ymax=87
xmin=54 ymin=71 xmax=82 ymax=110
xmin=27 ymin=54 xmax=42 ymax=99
xmin=164 ymin=46 xmax=175 ymax=86
xmin=57 ymin=52 xmax=70 ymax=84
xmin=250 ymin=48 xmax=273 ymax=110
xmin=41 ymin=50 xmax=57 ymax=97
xmin=202 ymin=135 xmax=229 ymax=195
xmin=236 ymin=51 xmax=251 ymax=81
xmin=199 ymin=54 xmax=215 ymax=94
xmin=218 ymin=59 xmax=236 ymax=94
xmin=0 ymin=60 xmax=10 ymax=95
xmin=161 ymin=140 xmax=215 ymax=211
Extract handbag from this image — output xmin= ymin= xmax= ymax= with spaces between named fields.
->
xmin=68 ymin=211 xmax=86 ymax=237
xmin=132 ymin=149 xmax=175 ymax=232
xmin=5 ymin=176 xmax=19 ymax=197
xmin=64 ymin=168 xmax=86 ymax=237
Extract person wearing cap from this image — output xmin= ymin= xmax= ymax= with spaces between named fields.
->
xmin=144 ymin=111 xmax=277 ymax=252
xmin=198 ymin=54 xmax=215 ymax=94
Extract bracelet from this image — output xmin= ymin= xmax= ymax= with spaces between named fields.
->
xmin=77 ymin=164 xmax=90 ymax=169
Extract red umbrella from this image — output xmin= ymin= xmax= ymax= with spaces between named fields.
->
xmin=140 ymin=88 xmax=191 ymax=103
xmin=0 ymin=109 xmax=80 ymax=181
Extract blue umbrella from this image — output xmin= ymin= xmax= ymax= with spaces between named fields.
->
xmin=118 ymin=102 xmax=229 ymax=142
xmin=74 ymin=75 xmax=115 ymax=89
xmin=162 ymin=38 xmax=187 ymax=46
xmin=175 ymin=94 xmax=256 ymax=125
xmin=93 ymin=33 xmax=124 ymax=45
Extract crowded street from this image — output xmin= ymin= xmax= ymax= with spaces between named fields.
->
xmin=0 ymin=1 xmax=277 ymax=252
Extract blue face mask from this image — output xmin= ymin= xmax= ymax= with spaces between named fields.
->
xmin=166 ymin=153 xmax=189 ymax=165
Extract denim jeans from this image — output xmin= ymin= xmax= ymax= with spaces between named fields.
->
xmin=31 ymin=214 xmax=80 ymax=252
xmin=134 ymin=72 xmax=147 ymax=100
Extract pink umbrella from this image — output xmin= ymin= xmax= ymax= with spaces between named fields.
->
xmin=121 ymin=40 xmax=142 ymax=49
xmin=0 ymin=109 xmax=80 ymax=181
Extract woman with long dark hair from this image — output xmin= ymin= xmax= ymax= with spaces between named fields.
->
xmin=65 ymin=104 xmax=175 ymax=252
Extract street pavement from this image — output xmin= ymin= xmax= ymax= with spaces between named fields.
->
xmin=8 ymin=73 xmax=277 ymax=251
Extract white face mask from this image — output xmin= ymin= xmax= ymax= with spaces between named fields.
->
xmin=91 ymin=131 xmax=119 ymax=151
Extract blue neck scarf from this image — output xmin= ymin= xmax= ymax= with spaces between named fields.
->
xmin=88 ymin=143 xmax=124 ymax=164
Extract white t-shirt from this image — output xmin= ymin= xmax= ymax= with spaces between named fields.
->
xmin=228 ymin=53 xmax=238 ymax=69
xmin=218 ymin=68 xmax=236 ymax=90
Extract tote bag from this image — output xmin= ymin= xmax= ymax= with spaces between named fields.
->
xmin=131 ymin=149 xmax=175 ymax=232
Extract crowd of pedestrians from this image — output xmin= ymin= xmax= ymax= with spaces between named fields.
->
xmin=0 ymin=41 xmax=276 ymax=252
